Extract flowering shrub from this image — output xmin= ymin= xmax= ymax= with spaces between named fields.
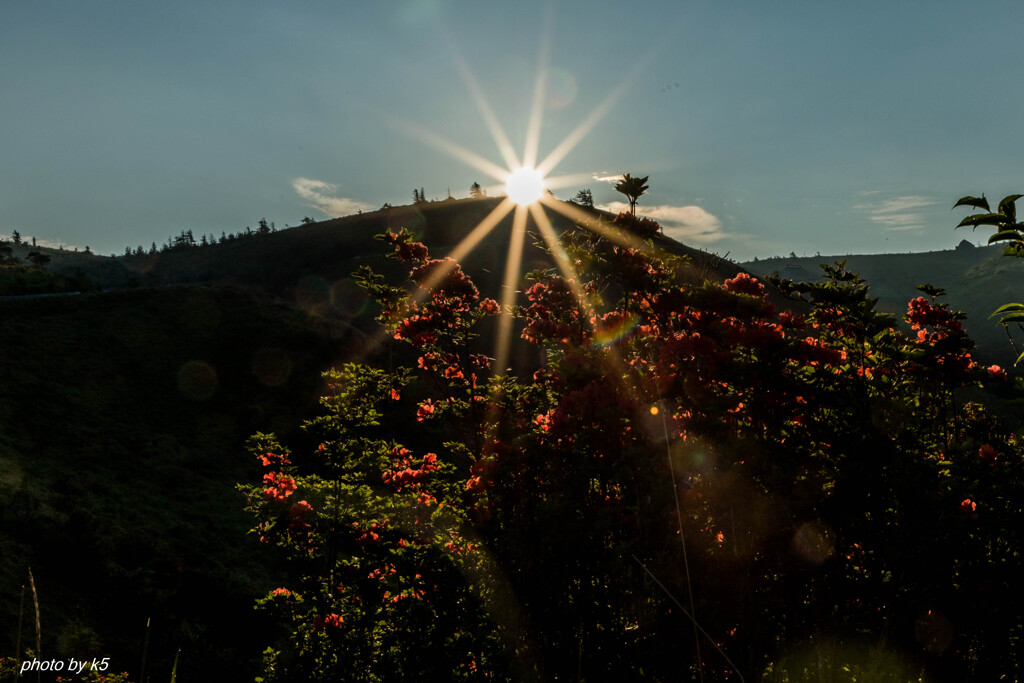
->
xmin=0 ymin=658 xmax=18 ymax=683
xmin=242 ymin=222 xmax=1024 ymax=681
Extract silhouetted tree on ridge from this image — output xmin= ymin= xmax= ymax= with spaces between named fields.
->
xmin=615 ymin=173 xmax=649 ymax=216
xmin=572 ymin=188 xmax=594 ymax=207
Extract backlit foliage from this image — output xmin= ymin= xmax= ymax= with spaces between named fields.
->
xmin=242 ymin=215 xmax=1024 ymax=681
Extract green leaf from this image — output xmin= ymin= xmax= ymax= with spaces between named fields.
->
xmin=957 ymin=213 xmax=1007 ymax=229
xmin=952 ymin=195 xmax=990 ymax=212
xmin=999 ymin=194 xmax=1024 ymax=222
xmin=915 ymin=283 xmax=945 ymax=298
xmin=987 ymin=230 xmax=1022 ymax=244
xmin=991 ymin=303 xmax=1024 ymax=317
xmin=995 ymin=311 xmax=1024 ymax=325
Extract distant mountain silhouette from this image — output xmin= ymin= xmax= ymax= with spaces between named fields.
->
xmin=33 ymin=197 xmax=799 ymax=338
xmin=58 ymin=197 xmax=760 ymax=299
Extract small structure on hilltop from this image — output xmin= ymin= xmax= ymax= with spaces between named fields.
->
xmin=956 ymin=238 xmax=975 ymax=251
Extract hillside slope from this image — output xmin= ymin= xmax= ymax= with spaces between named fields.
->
xmin=41 ymin=197 xmax=766 ymax=303
xmin=0 ymin=287 xmax=352 ymax=678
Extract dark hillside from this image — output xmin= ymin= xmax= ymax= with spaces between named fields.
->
xmin=0 ymin=286 xmax=353 ymax=679
xmin=92 ymin=198 xmax=765 ymax=305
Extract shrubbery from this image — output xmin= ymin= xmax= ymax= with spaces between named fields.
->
xmin=242 ymin=213 xmax=1024 ymax=681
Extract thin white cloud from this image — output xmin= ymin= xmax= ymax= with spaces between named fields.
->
xmin=292 ymin=178 xmax=375 ymax=217
xmin=11 ymin=237 xmax=89 ymax=252
xmin=853 ymin=194 xmax=937 ymax=233
xmin=592 ymin=173 xmax=624 ymax=184
xmin=599 ymin=201 xmax=728 ymax=244
xmin=35 ymin=238 xmax=83 ymax=250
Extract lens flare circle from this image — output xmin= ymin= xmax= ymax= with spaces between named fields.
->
xmin=506 ymin=167 xmax=546 ymax=206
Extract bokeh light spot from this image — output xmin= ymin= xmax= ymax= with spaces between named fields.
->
xmin=177 ymin=360 xmax=218 ymax=401
xmin=296 ymin=275 xmax=331 ymax=314
xmin=330 ymin=278 xmax=370 ymax=318
xmin=792 ymin=521 xmax=835 ymax=565
xmin=252 ymin=348 xmax=293 ymax=387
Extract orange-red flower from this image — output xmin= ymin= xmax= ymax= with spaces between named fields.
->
xmin=262 ymin=472 xmax=297 ymax=501
xmin=416 ymin=400 xmax=436 ymax=421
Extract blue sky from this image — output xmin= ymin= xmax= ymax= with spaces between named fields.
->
xmin=3 ymin=0 xmax=1023 ymax=261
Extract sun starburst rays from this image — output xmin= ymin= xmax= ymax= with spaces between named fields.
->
xmin=450 ymin=53 xmax=521 ymax=171
xmin=492 ymin=204 xmax=530 ymax=375
xmin=388 ymin=20 xmax=668 ymax=380
xmin=409 ymin=72 xmax=610 ymax=374
xmin=530 ymin=202 xmax=636 ymax=385
xmin=522 ymin=52 xmax=549 ymax=170
xmin=392 ymin=118 xmax=510 ymax=185
xmin=539 ymin=195 xmax=650 ymax=252
xmin=535 ymin=81 xmax=628 ymax=179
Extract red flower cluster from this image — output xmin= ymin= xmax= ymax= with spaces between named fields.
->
xmin=465 ymin=462 xmax=495 ymax=493
xmin=355 ymin=519 xmax=390 ymax=545
xmin=722 ymin=272 xmax=765 ymax=297
xmin=258 ymin=451 xmax=291 ymax=467
xmin=262 ymin=472 xmax=297 ymax=501
xmin=387 ymin=247 xmax=484 ymax=351
xmin=410 ymin=258 xmax=479 ymax=302
xmin=416 ymin=399 xmax=437 ymax=421
xmin=796 ymin=336 xmax=848 ymax=369
xmin=368 ymin=564 xmax=397 ymax=580
xmin=313 ymin=613 xmax=344 ymax=631
xmin=988 ymin=364 xmax=1008 ymax=381
xmin=777 ymin=310 xmax=807 ymax=328
xmin=290 ymin=500 xmax=312 ymax=517
xmin=521 ymin=277 xmax=588 ymax=345
xmin=288 ymin=500 xmax=313 ymax=532
xmin=381 ymin=228 xmax=429 ymax=262
xmin=382 ymin=450 xmax=440 ymax=492
xmin=907 ymin=296 xmax=963 ymax=334
xmin=393 ymin=309 xmax=439 ymax=346
xmin=418 ymin=352 xmax=470 ymax=381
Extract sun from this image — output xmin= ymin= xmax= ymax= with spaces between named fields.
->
xmin=505 ymin=167 xmax=546 ymax=206
xmin=391 ymin=27 xmax=648 ymax=374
